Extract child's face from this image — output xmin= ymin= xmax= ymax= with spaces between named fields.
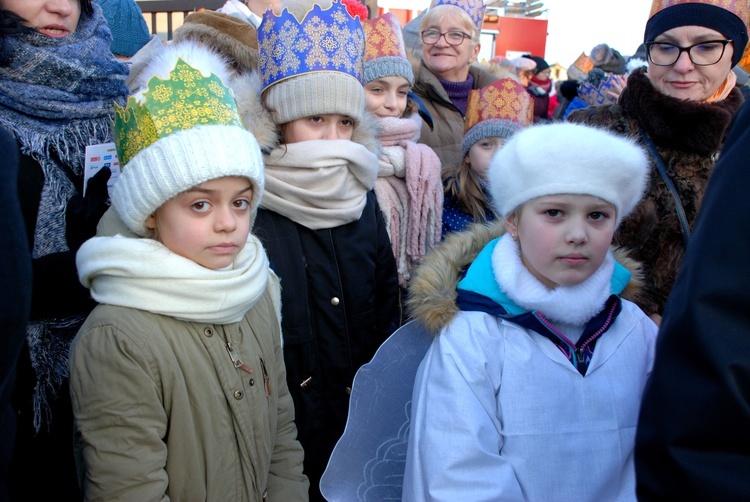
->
xmin=505 ymin=194 xmax=617 ymax=289
xmin=283 ymin=114 xmax=355 ymax=143
xmin=145 ymin=176 xmax=253 ymax=270
xmin=364 ymin=76 xmax=411 ymax=118
xmin=465 ymin=137 xmax=504 ymax=181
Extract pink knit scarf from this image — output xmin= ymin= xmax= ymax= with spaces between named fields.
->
xmin=373 ymin=114 xmax=443 ymax=286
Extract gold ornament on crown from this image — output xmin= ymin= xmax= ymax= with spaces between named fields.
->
xmin=649 ymin=0 xmax=749 ymax=27
xmin=464 ymin=78 xmax=533 ymax=133
xmin=114 ymin=58 xmax=243 ymax=167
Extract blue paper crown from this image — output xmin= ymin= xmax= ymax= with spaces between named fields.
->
xmin=431 ymin=0 xmax=485 ymax=31
xmin=258 ymin=1 xmax=365 ymax=92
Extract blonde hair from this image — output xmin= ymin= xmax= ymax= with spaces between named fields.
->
xmin=443 ymin=157 xmax=497 ymax=224
xmin=420 ymin=5 xmax=480 ymax=45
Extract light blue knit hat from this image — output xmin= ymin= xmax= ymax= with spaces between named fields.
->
xmin=95 ymin=0 xmax=151 ymax=57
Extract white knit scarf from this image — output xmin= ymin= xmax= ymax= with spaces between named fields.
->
xmin=77 ymin=234 xmax=269 ymax=324
xmin=492 ymin=233 xmax=614 ymax=325
xmin=261 ymin=139 xmax=378 ymax=230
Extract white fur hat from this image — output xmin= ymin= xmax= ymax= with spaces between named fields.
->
xmin=488 ymin=122 xmax=649 ymax=226
xmin=112 ymin=43 xmax=265 ymax=236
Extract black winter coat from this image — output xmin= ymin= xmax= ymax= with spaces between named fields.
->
xmin=253 ymin=191 xmax=401 ymax=500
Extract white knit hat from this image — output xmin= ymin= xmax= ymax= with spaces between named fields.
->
xmin=111 ymin=43 xmax=265 ymax=236
xmin=488 ymin=122 xmax=649 ymax=226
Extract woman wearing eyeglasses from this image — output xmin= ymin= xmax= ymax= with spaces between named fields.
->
xmin=410 ymin=0 xmax=497 ymax=170
xmin=568 ymin=0 xmax=748 ymax=324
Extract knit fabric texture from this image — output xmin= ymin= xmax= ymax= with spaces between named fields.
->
xmin=95 ymin=0 xmax=151 ymax=57
xmin=362 ymin=12 xmax=414 ymax=85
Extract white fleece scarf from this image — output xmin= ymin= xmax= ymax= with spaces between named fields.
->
xmin=261 ymin=139 xmax=378 ymax=230
xmin=77 ymin=234 xmax=269 ymax=324
xmin=492 ymin=233 xmax=614 ymax=325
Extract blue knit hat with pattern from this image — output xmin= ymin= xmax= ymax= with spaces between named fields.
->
xmin=95 ymin=0 xmax=151 ymax=57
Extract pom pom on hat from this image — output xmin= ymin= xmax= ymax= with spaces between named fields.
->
xmin=488 ymin=123 xmax=650 ymax=226
xmin=94 ymin=0 xmax=151 ymax=57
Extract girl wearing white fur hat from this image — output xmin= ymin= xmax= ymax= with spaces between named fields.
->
xmin=403 ymin=122 xmax=658 ymax=501
xmin=68 ymin=44 xmax=308 ymax=500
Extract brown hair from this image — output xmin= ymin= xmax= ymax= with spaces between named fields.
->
xmin=442 ymin=158 xmax=497 ymax=224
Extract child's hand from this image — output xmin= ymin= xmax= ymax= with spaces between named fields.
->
xmin=66 ymin=166 xmax=112 ymax=251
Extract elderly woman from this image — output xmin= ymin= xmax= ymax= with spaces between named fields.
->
xmin=0 ymin=0 xmax=129 ymax=499
xmin=568 ymin=0 xmax=748 ymax=323
xmin=411 ymin=0 xmax=497 ymax=169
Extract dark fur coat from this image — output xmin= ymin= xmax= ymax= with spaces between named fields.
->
xmin=568 ymin=67 xmax=744 ymax=316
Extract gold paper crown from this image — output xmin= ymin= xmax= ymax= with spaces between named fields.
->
xmin=648 ymin=0 xmax=749 ymax=21
xmin=114 ymin=58 xmax=243 ymax=167
xmin=464 ymin=78 xmax=533 ymax=133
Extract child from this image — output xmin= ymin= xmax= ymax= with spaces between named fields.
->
xmin=68 ymin=44 xmax=308 ymax=500
xmin=253 ymin=1 xmax=401 ymax=499
xmin=362 ymin=11 xmax=443 ymax=287
xmin=442 ymin=77 xmax=533 ymax=236
xmin=403 ymin=122 xmax=657 ymax=500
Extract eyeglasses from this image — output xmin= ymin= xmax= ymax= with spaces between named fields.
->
xmin=645 ymin=40 xmax=733 ymax=66
xmin=421 ymin=29 xmax=471 ymax=46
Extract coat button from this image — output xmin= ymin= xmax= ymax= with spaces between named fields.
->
xmin=203 ymin=327 xmax=213 ymax=337
xmin=249 ymin=378 xmax=255 ymax=387
xmin=233 ymin=390 xmax=244 ymax=400
xmin=330 ymin=297 xmax=340 ymax=306
xmin=346 ymin=386 xmax=352 ymax=395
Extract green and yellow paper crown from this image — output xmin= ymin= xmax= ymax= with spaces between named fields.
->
xmin=114 ymin=57 xmax=243 ymax=167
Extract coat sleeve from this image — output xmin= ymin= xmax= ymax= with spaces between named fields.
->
xmin=69 ymin=322 xmax=170 ymax=502
xmin=402 ymin=313 xmax=523 ymax=501
xmin=371 ymin=192 xmax=403 ymax=333
xmin=634 ymin=102 xmax=750 ymax=500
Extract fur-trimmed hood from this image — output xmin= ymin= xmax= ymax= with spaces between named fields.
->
xmin=172 ymin=10 xmax=259 ymax=74
xmin=232 ymin=71 xmax=279 ymax=152
xmin=406 ymin=221 xmax=645 ymax=336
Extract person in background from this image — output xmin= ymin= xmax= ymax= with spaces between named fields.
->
xmin=411 ymin=0 xmax=497 ymax=169
xmin=254 ymin=1 xmax=401 ymax=498
xmin=442 ymin=77 xmax=533 ymax=236
xmin=634 ymin=87 xmax=750 ymax=502
xmin=362 ymin=11 xmax=443 ymax=289
xmin=93 ymin=0 xmax=150 ymax=60
xmin=403 ymin=122 xmax=656 ymax=501
xmin=69 ymin=43 xmax=308 ymax=500
xmin=217 ymin=0 xmax=281 ymax=27
xmin=0 ymin=1 xmax=129 ymax=499
xmin=523 ymin=55 xmax=552 ymax=123
xmin=509 ymin=55 xmax=537 ymax=86
xmin=567 ymin=0 xmax=748 ymax=323
xmin=0 ymin=126 xmax=31 ymax=502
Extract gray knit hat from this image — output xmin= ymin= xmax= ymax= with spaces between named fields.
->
xmin=461 ymin=78 xmax=534 ymax=157
xmin=258 ymin=0 xmax=366 ymax=126
xmin=362 ymin=13 xmax=414 ymax=85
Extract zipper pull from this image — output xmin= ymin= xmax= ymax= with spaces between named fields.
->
xmin=225 ymin=340 xmax=243 ymax=369
xmin=259 ymin=357 xmax=271 ymax=397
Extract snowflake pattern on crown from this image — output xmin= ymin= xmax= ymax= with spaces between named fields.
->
xmin=258 ymin=1 xmax=364 ymax=92
xmin=114 ymin=58 xmax=242 ymax=167
xmin=649 ymin=0 xmax=749 ymax=28
xmin=432 ymin=0 xmax=486 ymax=30
xmin=464 ymin=78 xmax=533 ymax=133
xmin=362 ymin=13 xmax=407 ymax=62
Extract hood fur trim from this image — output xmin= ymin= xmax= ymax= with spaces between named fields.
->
xmin=172 ymin=11 xmax=258 ymax=74
xmin=407 ymin=222 xmax=645 ymax=336
xmin=232 ymin=71 xmax=279 ymax=152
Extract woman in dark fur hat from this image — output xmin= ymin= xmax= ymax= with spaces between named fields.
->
xmin=567 ymin=0 xmax=748 ymax=323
